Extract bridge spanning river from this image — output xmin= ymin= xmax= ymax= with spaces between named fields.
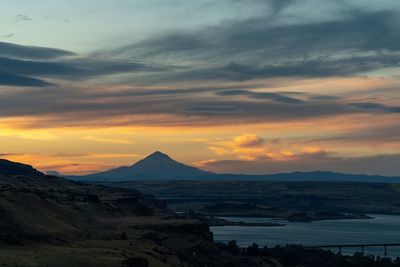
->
xmin=306 ymin=243 xmax=400 ymax=256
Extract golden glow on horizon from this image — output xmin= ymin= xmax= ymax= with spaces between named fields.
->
xmin=0 ymin=76 xmax=399 ymax=175
xmin=1 ymin=112 xmax=399 ymax=175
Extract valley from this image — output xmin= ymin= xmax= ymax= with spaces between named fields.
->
xmin=104 ymin=180 xmax=400 ymax=221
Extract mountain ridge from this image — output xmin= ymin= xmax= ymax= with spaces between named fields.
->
xmin=81 ymin=151 xmax=215 ymax=181
xmin=69 ymin=151 xmax=400 ymax=183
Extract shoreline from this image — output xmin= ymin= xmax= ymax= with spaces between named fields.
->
xmin=201 ymin=212 xmax=374 ymax=224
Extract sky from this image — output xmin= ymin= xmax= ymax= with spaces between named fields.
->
xmin=1 ymin=0 xmax=400 ymax=176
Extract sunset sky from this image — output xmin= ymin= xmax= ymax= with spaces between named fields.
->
xmin=1 ymin=0 xmax=400 ymax=176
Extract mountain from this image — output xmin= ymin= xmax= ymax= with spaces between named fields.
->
xmin=81 ymin=151 xmax=215 ymax=181
xmin=215 ymin=171 xmax=400 ymax=183
xmin=0 ymin=158 xmax=44 ymax=177
xmin=72 ymin=152 xmax=400 ymax=183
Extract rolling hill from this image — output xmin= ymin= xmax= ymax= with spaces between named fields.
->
xmin=0 ymin=158 xmax=44 ymax=177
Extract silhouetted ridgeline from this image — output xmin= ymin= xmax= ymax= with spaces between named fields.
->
xmin=68 ymin=152 xmax=400 ymax=182
xmin=0 ymin=158 xmax=44 ymax=176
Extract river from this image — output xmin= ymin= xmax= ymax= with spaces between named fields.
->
xmin=211 ymin=214 xmax=400 ymax=257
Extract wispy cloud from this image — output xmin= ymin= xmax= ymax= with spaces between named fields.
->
xmin=1 ymin=34 xmax=14 ymax=39
xmin=14 ymin=14 xmax=33 ymax=22
xmin=83 ymin=136 xmax=135 ymax=144
xmin=101 ymin=9 xmax=400 ymax=84
xmin=0 ymin=78 xmax=399 ymax=128
xmin=0 ymin=42 xmax=166 ymax=87
xmin=0 ymin=42 xmax=75 ymax=60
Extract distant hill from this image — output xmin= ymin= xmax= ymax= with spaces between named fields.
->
xmin=216 ymin=171 xmax=400 ymax=183
xmin=46 ymin=170 xmax=62 ymax=176
xmin=0 ymin=158 xmax=44 ymax=177
xmin=70 ymin=152 xmax=400 ymax=183
xmin=79 ymin=151 xmax=215 ymax=181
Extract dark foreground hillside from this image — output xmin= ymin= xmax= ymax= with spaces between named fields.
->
xmin=0 ymin=161 xmax=280 ymax=267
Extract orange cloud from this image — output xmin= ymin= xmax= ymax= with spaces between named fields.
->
xmin=233 ymin=134 xmax=265 ymax=148
xmin=83 ymin=136 xmax=135 ymax=144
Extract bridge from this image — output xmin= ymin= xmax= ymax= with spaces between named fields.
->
xmin=306 ymin=243 xmax=400 ymax=256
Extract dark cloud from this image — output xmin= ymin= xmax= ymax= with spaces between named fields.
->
xmin=0 ymin=57 xmax=163 ymax=80
xmin=0 ymin=82 xmax=398 ymax=127
xmin=216 ymin=89 xmax=304 ymax=104
xmin=102 ymin=9 xmax=400 ymax=84
xmin=0 ymin=71 xmax=52 ymax=87
xmin=350 ymin=102 xmax=400 ymax=113
xmin=184 ymin=105 xmax=240 ymax=114
xmin=268 ymin=0 xmax=297 ymax=12
xmin=136 ymin=56 xmax=399 ymax=85
xmin=0 ymin=57 xmax=80 ymax=77
xmin=4 ymin=8 xmax=400 ymax=86
xmin=0 ymin=42 xmax=75 ymax=60
xmin=0 ymin=42 xmax=166 ymax=87
xmin=1 ymin=4 xmax=399 ymax=128
xmin=0 ymin=41 xmax=397 ymax=125
xmin=229 ymin=0 xmax=297 ymax=13
xmin=310 ymin=122 xmax=400 ymax=144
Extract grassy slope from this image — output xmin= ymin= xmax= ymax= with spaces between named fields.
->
xmin=0 ymin=174 xmax=211 ymax=266
xmin=0 ymin=240 xmax=183 ymax=267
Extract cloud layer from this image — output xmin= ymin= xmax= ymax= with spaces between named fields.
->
xmin=0 ymin=42 xmax=165 ymax=87
xmin=101 ymin=8 xmax=400 ymax=84
xmin=1 ymin=0 xmax=400 ymax=175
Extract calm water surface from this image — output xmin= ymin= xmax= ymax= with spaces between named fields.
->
xmin=211 ymin=215 xmax=400 ymax=257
